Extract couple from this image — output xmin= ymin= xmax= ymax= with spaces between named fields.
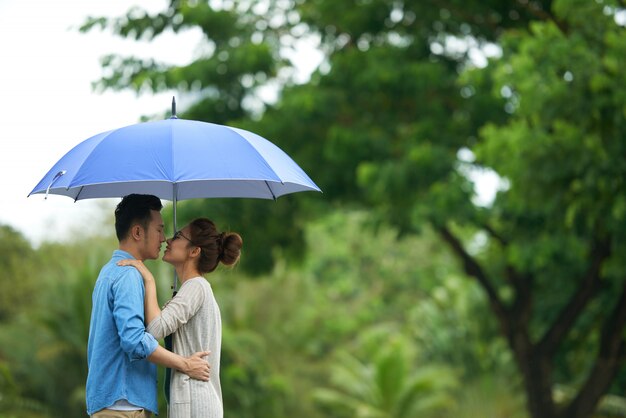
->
xmin=86 ymin=194 xmax=243 ymax=418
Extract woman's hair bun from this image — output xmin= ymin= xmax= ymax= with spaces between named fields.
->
xmin=220 ymin=232 xmax=243 ymax=266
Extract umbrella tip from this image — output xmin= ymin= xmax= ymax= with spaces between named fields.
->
xmin=171 ymin=96 xmax=178 ymax=119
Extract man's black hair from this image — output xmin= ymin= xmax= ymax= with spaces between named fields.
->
xmin=114 ymin=194 xmax=163 ymax=241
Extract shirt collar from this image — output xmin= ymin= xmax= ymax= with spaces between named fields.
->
xmin=112 ymin=249 xmax=136 ymax=260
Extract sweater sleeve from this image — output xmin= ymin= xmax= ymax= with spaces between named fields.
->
xmin=147 ymin=278 xmax=205 ymax=340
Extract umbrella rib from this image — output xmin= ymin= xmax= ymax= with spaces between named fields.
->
xmin=74 ymin=186 xmax=85 ymax=202
xmin=264 ymin=181 xmax=277 ymax=201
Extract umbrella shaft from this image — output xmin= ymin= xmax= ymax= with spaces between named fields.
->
xmin=172 ymin=187 xmax=179 ymax=293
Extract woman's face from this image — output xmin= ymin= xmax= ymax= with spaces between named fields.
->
xmin=163 ymin=225 xmax=194 ymax=265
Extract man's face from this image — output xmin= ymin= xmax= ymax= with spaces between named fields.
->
xmin=140 ymin=210 xmax=166 ymax=260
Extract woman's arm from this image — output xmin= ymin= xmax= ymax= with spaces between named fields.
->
xmin=117 ymin=259 xmax=161 ymax=325
xmin=146 ymin=279 xmax=205 ymax=340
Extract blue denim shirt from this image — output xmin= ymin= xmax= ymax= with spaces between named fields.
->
xmin=86 ymin=250 xmax=159 ymax=415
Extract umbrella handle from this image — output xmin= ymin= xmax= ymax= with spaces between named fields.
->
xmin=45 ymin=170 xmax=67 ymax=199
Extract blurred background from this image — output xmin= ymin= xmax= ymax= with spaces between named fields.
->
xmin=1 ymin=1 xmax=625 ymax=417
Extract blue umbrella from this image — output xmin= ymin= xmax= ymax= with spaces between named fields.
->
xmin=29 ymin=99 xmax=321 ymax=289
xmin=30 ymin=108 xmax=320 ymax=202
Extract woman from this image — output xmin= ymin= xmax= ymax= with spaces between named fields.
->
xmin=119 ymin=217 xmax=243 ymax=418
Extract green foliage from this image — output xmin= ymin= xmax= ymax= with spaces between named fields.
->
xmin=0 ymin=233 xmax=113 ymax=418
xmin=0 ymin=361 xmax=46 ymax=418
xmin=32 ymin=262 xmax=96 ymax=414
xmin=409 ymin=273 xmax=514 ymax=377
xmin=475 ymin=9 xmax=625 ymax=235
xmin=452 ymin=375 xmax=528 ymax=418
xmin=256 ymin=41 xmax=473 ymax=231
xmin=314 ymin=329 xmax=458 ymax=418
xmin=0 ymin=225 xmax=38 ymax=321
xmin=80 ymin=0 xmax=285 ymax=123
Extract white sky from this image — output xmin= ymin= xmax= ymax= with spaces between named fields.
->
xmin=0 ymin=0 xmax=213 ymax=245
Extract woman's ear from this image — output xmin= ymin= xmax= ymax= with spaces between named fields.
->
xmin=190 ymin=246 xmax=201 ymax=258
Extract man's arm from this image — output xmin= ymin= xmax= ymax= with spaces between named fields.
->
xmin=148 ymin=345 xmax=211 ymax=381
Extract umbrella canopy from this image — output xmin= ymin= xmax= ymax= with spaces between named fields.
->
xmin=29 ymin=118 xmax=320 ymax=202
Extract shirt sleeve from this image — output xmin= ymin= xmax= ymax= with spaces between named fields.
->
xmin=147 ymin=279 xmax=205 ymax=340
xmin=111 ymin=267 xmax=159 ymax=361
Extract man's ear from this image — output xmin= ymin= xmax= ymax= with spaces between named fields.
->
xmin=130 ymin=224 xmax=143 ymax=241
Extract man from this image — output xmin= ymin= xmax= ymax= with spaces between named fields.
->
xmin=86 ymin=194 xmax=210 ymax=417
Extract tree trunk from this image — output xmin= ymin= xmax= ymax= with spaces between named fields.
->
xmin=511 ymin=341 xmax=557 ymax=418
xmin=559 ymin=284 xmax=626 ymax=418
xmin=504 ymin=311 xmax=558 ymax=418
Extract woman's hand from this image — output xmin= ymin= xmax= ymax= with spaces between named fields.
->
xmin=117 ymin=259 xmax=154 ymax=282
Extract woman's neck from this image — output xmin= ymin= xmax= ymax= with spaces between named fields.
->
xmin=175 ymin=261 xmax=201 ymax=283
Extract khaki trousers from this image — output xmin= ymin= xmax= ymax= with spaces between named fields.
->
xmin=91 ymin=409 xmax=152 ymax=418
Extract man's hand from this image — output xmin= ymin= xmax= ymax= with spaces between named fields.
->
xmin=182 ymin=351 xmax=211 ymax=381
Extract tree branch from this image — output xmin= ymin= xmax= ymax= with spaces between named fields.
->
xmin=479 ymin=222 xmax=530 ymax=316
xmin=436 ymin=225 xmax=508 ymax=320
xmin=507 ymin=267 xmax=533 ymax=322
xmin=516 ymin=0 xmax=569 ymax=34
xmin=480 ymin=221 xmax=508 ymax=247
xmin=432 ymin=0 xmax=501 ymax=34
xmin=536 ymin=238 xmax=611 ymax=357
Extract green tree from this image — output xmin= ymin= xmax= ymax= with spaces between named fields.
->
xmin=267 ymin=2 xmax=626 ymax=418
xmin=447 ymin=3 xmax=626 ymax=417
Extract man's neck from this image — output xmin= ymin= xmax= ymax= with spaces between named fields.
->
xmin=118 ymin=242 xmax=142 ymax=261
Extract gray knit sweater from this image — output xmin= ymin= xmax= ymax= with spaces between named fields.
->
xmin=147 ymin=277 xmax=223 ymax=418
